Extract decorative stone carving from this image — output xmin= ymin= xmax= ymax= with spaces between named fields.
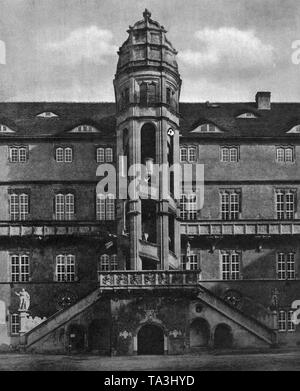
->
xmin=119 ymin=330 xmax=132 ymax=339
xmin=169 ymin=329 xmax=182 ymax=338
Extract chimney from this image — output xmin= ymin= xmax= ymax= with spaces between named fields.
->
xmin=256 ymin=91 xmax=271 ymax=110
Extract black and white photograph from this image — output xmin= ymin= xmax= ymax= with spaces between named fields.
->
xmin=0 ymin=0 xmax=300 ymax=375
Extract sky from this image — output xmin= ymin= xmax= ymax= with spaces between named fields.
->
xmin=0 ymin=0 xmax=299 ymax=103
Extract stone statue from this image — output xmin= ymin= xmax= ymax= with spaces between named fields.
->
xmin=15 ymin=288 xmax=30 ymax=311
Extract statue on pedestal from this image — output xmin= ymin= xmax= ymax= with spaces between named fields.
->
xmin=15 ymin=288 xmax=30 ymax=312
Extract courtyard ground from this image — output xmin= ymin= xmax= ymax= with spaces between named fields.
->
xmin=0 ymin=350 xmax=299 ymax=371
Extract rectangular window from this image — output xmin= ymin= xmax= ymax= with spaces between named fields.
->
xmin=96 ymin=147 xmax=105 ymax=163
xmin=188 ymin=147 xmax=196 ymax=162
xmin=98 ymin=254 xmax=118 ymax=272
xmin=180 ymin=193 xmax=197 ymax=220
xmin=55 ymin=147 xmax=73 ymax=163
xmin=221 ymin=147 xmax=239 ymax=162
xmin=276 ymin=147 xmax=295 ymax=163
xmin=11 ymin=314 xmax=20 ymax=335
xmin=188 ymin=254 xmax=199 ymax=270
xmin=9 ymin=193 xmax=29 ymax=221
xmin=288 ymin=310 xmax=296 ymax=332
xmin=9 ymin=146 xmax=28 ymax=163
xmin=278 ymin=310 xmax=287 ymax=332
xmin=275 ymin=190 xmax=295 ymax=220
xmin=180 ymin=148 xmax=187 ymax=162
xmin=277 ymin=252 xmax=295 ymax=280
xmin=55 ymin=193 xmax=75 ymax=220
xmin=220 ymin=191 xmax=240 ymax=220
xmin=278 ymin=310 xmax=296 ymax=332
xmin=55 ymin=254 xmax=76 ymax=282
xmin=96 ymin=194 xmax=115 ymax=220
xmin=11 ymin=254 xmax=29 ymax=282
xmin=221 ymin=252 xmax=240 ymax=280
xmin=105 ymin=148 xmax=113 ymax=163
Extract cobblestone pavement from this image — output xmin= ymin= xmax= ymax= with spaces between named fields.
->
xmin=0 ymin=351 xmax=299 ymax=371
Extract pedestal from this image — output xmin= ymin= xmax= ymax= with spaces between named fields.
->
xmin=18 ymin=310 xmax=29 ymax=335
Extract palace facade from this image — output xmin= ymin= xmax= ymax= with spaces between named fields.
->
xmin=0 ymin=10 xmax=299 ymax=355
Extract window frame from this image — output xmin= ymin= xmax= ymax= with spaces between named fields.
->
xmin=276 ymin=252 xmax=295 ymax=280
xmin=276 ymin=146 xmax=295 ymax=163
xmin=220 ymin=190 xmax=241 ymax=220
xmin=10 ymin=254 xmax=30 ymax=283
xmin=221 ymin=251 xmax=241 ymax=280
xmin=96 ymin=193 xmax=115 ymax=221
xmin=11 ymin=313 xmax=20 ymax=335
xmin=8 ymin=146 xmax=29 ymax=163
xmin=55 ymin=254 xmax=76 ymax=282
xmin=221 ymin=146 xmax=240 ymax=163
xmin=275 ymin=189 xmax=296 ymax=220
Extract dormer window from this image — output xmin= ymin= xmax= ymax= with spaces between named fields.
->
xmin=191 ymin=123 xmax=222 ymax=133
xmin=37 ymin=112 xmax=58 ymax=118
xmin=236 ymin=112 xmax=258 ymax=119
xmin=70 ymin=125 xmax=99 ymax=133
xmin=287 ymin=125 xmax=300 ymax=134
xmin=0 ymin=124 xmax=14 ymax=133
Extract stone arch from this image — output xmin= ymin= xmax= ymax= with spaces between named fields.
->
xmin=137 ymin=322 xmax=165 ymax=355
xmin=213 ymin=323 xmax=233 ymax=349
xmin=67 ymin=323 xmax=85 ymax=353
xmin=189 ymin=318 xmax=210 ymax=348
xmin=88 ymin=318 xmax=111 ymax=355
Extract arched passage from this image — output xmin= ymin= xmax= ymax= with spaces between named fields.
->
xmin=67 ymin=324 xmax=85 ymax=352
xmin=214 ymin=323 xmax=233 ymax=349
xmin=137 ymin=324 xmax=164 ymax=355
xmin=88 ymin=319 xmax=111 ymax=355
xmin=190 ymin=318 xmax=210 ymax=348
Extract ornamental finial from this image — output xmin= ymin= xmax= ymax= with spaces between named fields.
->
xmin=143 ymin=9 xmax=151 ymax=20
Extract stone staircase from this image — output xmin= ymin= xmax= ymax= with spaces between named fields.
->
xmin=22 ymin=289 xmax=102 ymax=349
xmin=197 ymin=285 xmax=277 ymax=346
xmin=21 ymin=280 xmax=277 ymax=351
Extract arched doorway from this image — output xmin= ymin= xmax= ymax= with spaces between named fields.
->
xmin=88 ymin=319 xmax=111 ymax=355
xmin=190 ymin=318 xmax=210 ymax=348
xmin=137 ymin=324 xmax=164 ymax=355
xmin=214 ymin=323 xmax=233 ymax=349
xmin=68 ymin=324 xmax=85 ymax=352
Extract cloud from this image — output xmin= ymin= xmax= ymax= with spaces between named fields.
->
xmin=178 ymin=27 xmax=276 ymax=78
xmin=44 ymin=26 xmax=118 ymax=65
xmin=0 ymin=40 xmax=6 ymax=65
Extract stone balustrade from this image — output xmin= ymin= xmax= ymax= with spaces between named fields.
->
xmin=98 ymin=270 xmax=200 ymax=290
xmin=181 ymin=220 xmax=300 ymax=236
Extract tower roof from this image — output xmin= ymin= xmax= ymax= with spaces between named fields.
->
xmin=116 ymin=10 xmax=178 ymax=75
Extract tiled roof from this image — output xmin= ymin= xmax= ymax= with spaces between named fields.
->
xmin=179 ymin=102 xmax=300 ymax=138
xmin=0 ymin=102 xmax=116 ymax=137
xmin=0 ymin=101 xmax=300 ymax=139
